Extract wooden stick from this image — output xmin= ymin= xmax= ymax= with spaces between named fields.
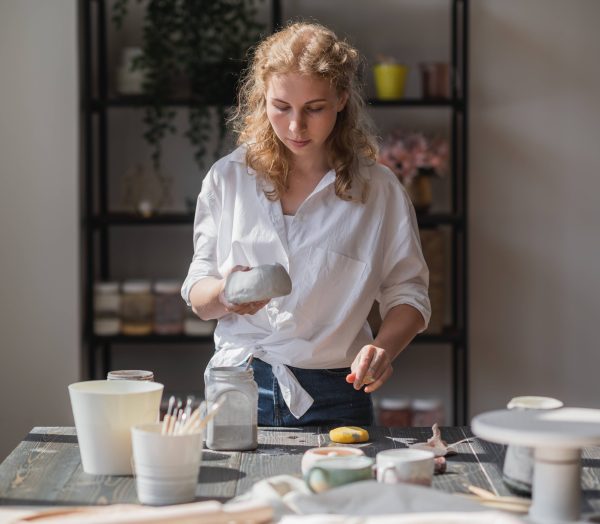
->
xmin=167 ymin=399 xmax=182 ymax=435
xmin=466 ymin=485 xmax=531 ymax=506
xmin=196 ymin=399 xmax=224 ymax=431
xmin=458 ymin=494 xmax=530 ymax=513
xmin=161 ymin=396 xmax=175 ymax=435
xmin=180 ymin=405 xmax=202 ymax=435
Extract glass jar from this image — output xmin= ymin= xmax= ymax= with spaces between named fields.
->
xmin=153 ymin=280 xmax=184 ymax=334
xmin=502 ymin=396 xmax=563 ymax=495
xmin=121 ymin=280 xmax=153 ymax=335
xmin=94 ymin=282 xmax=121 ymax=336
xmin=116 ymin=47 xmax=146 ymax=95
xmin=107 ymin=370 xmax=154 ymax=381
xmin=183 ymin=307 xmax=216 ymax=336
xmin=411 ymin=398 xmax=445 ymax=427
xmin=205 ymin=366 xmax=258 ymax=451
xmin=378 ymin=397 xmax=411 ymax=427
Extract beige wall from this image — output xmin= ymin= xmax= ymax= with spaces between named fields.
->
xmin=0 ymin=0 xmax=80 ymax=460
xmin=470 ymin=0 xmax=600 ymax=415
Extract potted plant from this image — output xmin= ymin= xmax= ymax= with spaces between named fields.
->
xmin=378 ymin=130 xmax=449 ymax=212
xmin=112 ymin=0 xmax=265 ymax=171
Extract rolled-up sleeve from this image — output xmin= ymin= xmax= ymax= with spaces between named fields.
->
xmin=181 ymin=171 xmax=221 ymax=306
xmin=376 ymin=183 xmax=431 ymax=331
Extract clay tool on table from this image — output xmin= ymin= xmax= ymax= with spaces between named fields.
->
xmin=178 ymin=398 xmax=225 ymax=435
xmin=167 ymin=398 xmax=182 ymax=435
xmin=173 ymin=395 xmax=194 ymax=434
xmin=461 ymin=485 xmax=531 ymax=513
xmin=161 ymin=396 xmax=176 ymax=435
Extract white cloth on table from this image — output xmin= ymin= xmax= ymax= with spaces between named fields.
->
xmin=279 ymin=514 xmax=524 ymax=524
xmin=229 ymin=476 xmax=526 ymax=524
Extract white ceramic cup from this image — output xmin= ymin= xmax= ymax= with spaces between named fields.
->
xmin=305 ymin=455 xmax=374 ymax=493
xmin=376 ymin=448 xmax=435 ymax=486
xmin=131 ymin=423 xmax=204 ymax=505
xmin=68 ymin=380 xmax=163 ymax=475
xmin=301 ymin=446 xmax=365 ymax=475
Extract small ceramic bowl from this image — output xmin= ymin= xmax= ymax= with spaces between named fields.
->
xmin=301 ymin=446 xmax=365 ymax=475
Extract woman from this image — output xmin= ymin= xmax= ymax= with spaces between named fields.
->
xmin=182 ymin=22 xmax=430 ymax=426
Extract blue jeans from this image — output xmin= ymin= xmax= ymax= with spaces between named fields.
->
xmin=251 ymin=358 xmax=373 ymax=427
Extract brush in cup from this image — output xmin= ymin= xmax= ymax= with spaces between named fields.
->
xmin=131 ymin=423 xmax=204 ymax=505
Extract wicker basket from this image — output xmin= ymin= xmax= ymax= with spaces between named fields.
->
xmin=367 ymin=228 xmax=446 ymax=335
xmin=420 ymin=229 xmax=445 ymax=334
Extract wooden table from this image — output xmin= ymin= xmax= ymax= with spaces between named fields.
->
xmin=0 ymin=426 xmax=599 ymax=516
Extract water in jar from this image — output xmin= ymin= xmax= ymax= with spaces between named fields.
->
xmin=205 ymin=366 xmax=258 ymax=451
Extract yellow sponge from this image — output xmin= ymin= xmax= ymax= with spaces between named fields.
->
xmin=329 ymin=426 xmax=369 ymax=444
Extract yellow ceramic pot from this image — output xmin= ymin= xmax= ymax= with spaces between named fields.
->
xmin=373 ymin=63 xmax=409 ymax=100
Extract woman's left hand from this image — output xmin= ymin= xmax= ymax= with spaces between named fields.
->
xmin=346 ymin=344 xmax=393 ymax=393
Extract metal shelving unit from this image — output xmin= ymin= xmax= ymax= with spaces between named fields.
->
xmin=82 ymin=0 xmax=468 ymax=423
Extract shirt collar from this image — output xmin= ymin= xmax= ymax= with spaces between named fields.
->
xmin=229 ymin=145 xmax=248 ymax=164
xmin=231 ymin=144 xmax=372 ymax=198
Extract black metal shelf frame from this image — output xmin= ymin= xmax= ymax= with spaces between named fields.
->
xmin=82 ymin=0 xmax=468 ymax=424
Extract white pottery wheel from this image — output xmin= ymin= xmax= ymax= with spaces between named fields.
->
xmin=472 ymin=408 xmax=600 ymax=524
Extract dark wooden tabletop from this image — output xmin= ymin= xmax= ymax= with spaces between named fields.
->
xmin=0 ymin=426 xmax=599 ymax=515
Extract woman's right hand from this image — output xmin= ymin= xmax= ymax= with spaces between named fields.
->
xmin=218 ymin=266 xmax=270 ymax=315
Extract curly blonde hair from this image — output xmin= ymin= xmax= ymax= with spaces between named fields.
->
xmin=229 ymin=22 xmax=378 ymax=202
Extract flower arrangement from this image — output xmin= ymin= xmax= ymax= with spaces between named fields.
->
xmin=378 ymin=130 xmax=449 ymax=211
xmin=379 ymin=130 xmax=449 ymax=182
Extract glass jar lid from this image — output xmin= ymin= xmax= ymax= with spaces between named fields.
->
xmin=107 ymin=369 xmax=154 ymax=381
xmin=153 ymin=280 xmax=182 ymax=294
xmin=122 ymin=280 xmax=152 ymax=294
xmin=411 ymin=398 xmax=442 ymax=411
xmin=94 ymin=281 xmax=120 ymax=294
xmin=380 ymin=397 xmax=411 ymax=410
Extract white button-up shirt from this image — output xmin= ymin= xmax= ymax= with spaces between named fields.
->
xmin=182 ymin=146 xmax=430 ymax=418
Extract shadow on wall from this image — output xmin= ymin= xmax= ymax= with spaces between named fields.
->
xmin=470 ymin=2 xmax=598 ymax=108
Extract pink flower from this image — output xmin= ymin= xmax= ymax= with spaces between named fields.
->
xmin=378 ymin=130 xmax=449 ymax=183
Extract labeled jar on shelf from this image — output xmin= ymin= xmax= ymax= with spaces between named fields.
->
xmin=121 ymin=280 xmax=153 ymax=336
xmin=94 ymin=282 xmax=121 ymax=336
xmin=378 ymin=397 xmax=412 ymax=427
xmin=411 ymin=398 xmax=445 ymax=427
xmin=153 ymin=280 xmax=184 ymax=334
xmin=183 ymin=307 xmax=217 ymax=336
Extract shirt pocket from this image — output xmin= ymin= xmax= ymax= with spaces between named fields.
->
xmin=296 ymin=246 xmax=368 ymax=329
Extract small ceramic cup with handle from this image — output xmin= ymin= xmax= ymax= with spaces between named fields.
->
xmin=376 ymin=448 xmax=435 ymax=486
xmin=304 ymin=455 xmax=374 ymax=493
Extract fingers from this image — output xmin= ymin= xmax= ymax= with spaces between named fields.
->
xmin=351 ymin=346 xmax=373 ymax=388
xmin=364 ymin=366 xmax=393 ymax=393
xmin=221 ymin=266 xmax=266 ymax=314
xmin=225 ymin=299 xmax=270 ymax=316
xmin=365 ymin=351 xmax=388 ymax=384
xmin=350 ymin=345 xmax=392 ymax=391
xmin=230 ymin=265 xmax=251 ymax=273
